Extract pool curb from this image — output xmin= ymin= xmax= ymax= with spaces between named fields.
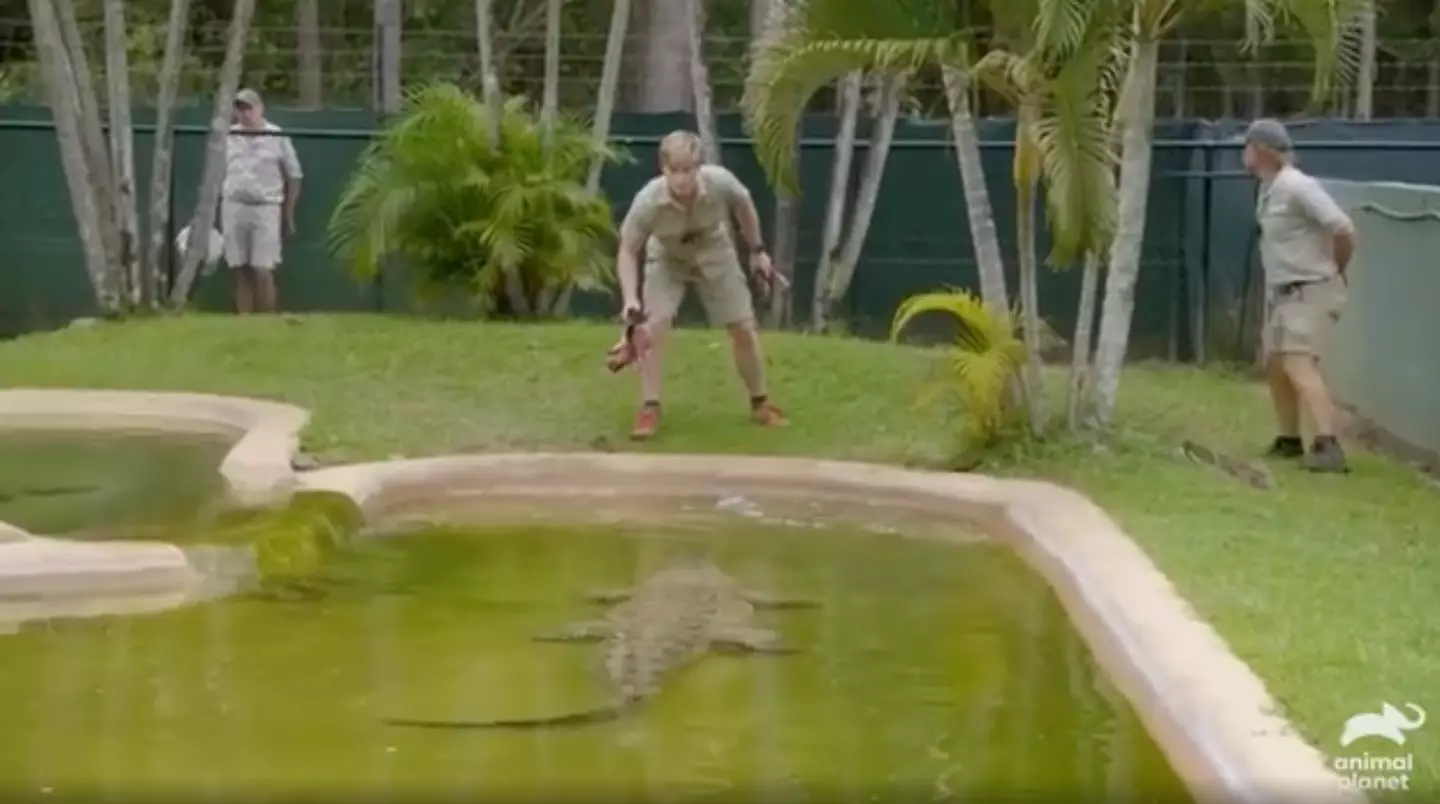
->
xmin=0 ymin=390 xmax=1364 ymax=804
xmin=0 ymin=388 xmax=306 ymax=600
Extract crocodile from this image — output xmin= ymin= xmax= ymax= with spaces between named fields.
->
xmin=383 ymin=558 xmax=816 ymax=730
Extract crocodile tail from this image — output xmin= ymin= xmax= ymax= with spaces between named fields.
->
xmin=383 ymin=701 xmax=628 ymax=730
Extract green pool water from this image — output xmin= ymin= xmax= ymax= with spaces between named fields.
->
xmin=0 ymin=429 xmax=230 ymax=536
xmin=0 ymin=511 xmax=1191 ymax=801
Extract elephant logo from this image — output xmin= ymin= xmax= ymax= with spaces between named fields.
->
xmin=1339 ymin=703 xmax=1426 ymax=748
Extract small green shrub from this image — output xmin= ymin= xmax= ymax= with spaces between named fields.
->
xmin=326 ymin=82 xmax=630 ymax=317
xmin=889 ymin=289 xmax=1029 ymax=463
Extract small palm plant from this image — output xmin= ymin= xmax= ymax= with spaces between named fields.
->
xmin=326 ymin=82 xmax=629 ymax=317
xmin=890 ymin=288 xmax=1030 ymax=464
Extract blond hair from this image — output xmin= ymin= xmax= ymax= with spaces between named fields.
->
xmin=658 ymin=130 xmax=703 ymax=168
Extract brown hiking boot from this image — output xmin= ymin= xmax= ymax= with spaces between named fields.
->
xmin=631 ymin=405 xmax=661 ymax=441
xmin=750 ymin=401 xmax=788 ymax=427
xmin=1304 ymin=436 xmax=1350 ymax=473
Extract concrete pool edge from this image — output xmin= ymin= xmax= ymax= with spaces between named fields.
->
xmin=0 ymin=388 xmax=307 ymax=598
xmin=294 ymin=453 xmax=1360 ymax=804
xmin=0 ymin=391 xmax=1360 ymax=804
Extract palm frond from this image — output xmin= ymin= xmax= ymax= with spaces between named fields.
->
xmin=889 ymin=289 xmax=1027 ymax=448
xmin=1269 ymin=0 xmax=1370 ymax=109
xmin=1032 ymin=34 xmax=1122 ymax=265
xmin=742 ymin=0 xmax=967 ymax=195
xmin=744 ymin=36 xmax=965 ymax=194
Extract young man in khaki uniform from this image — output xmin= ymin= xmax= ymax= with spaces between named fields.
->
xmin=1244 ymin=119 xmax=1356 ymax=472
xmin=615 ymin=130 xmax=788 ymax=440
xmin=223 ymin=88 xmax=303 ymax=313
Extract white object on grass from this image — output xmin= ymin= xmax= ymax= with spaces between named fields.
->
xmin=175 ymin=225 xmax=226 ymax=274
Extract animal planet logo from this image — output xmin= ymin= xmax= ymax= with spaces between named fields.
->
xmin=1332 ymin=702 xmax=1425 ymax=793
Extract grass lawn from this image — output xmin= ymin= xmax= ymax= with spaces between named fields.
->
xmin=2 ymin=312 xmax=1437 ymax=793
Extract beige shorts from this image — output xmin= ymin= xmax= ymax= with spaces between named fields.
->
xmin=643 ymin=246 xmax=754 ymax=326
xmin=1263 ymin=275 xmax=1346 ymax=358
xmin=222 ymin=200 xmax=283 ymax=270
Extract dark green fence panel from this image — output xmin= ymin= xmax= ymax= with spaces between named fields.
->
xmin=4 ymin=104 xmax=1440 ymax=364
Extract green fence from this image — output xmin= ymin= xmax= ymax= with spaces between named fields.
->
xmin=3 ymin=108 xmax=1440 ymax=366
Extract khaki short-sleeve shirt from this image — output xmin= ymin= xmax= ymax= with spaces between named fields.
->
xmin=1256 ymin=165 xmax=1352 ymax=288
xmin=620 ymin=165 xmax=751 ymax=263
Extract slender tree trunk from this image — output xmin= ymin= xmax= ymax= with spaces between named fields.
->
xmin=144 ymin=0 xmax=191 ymax=307
xmin=296 ymin=0 xmax=323 ymax=109
xmin=531 ymin=0 xmax=565 ymax=315
xmin=811 ymin=71 xmax=861 ymax=331
xmin=768 ymin=169 xmax=799 ymax=328
xmin=1245 ymin=20 xmax=1264 ymax=116
xmin=754 ymin=0 xmax=797 ymax=329
xmin=541 ymin=0 xmax=562 ymax=140
xmin=170 ymin=0 xmax=257 ymax=308
xmin=941 ymin=66 xmax=1008 ymax=316
xmin=1014 ymin=107 xmax=1046 ymax=431
xmin=688 ymin=0 xmax=720 ymax=163
xmin=1088 ymin=36 xmax=1159 ymax=428
xmin=638 ymin=0 xmax=692 ymax=110
xmin=374 ymin=0 xmax=401 ymax=114
xmin=1354 ymin=0 xmax=1376 ymax=121
xmin=822 ymin=73 xmax=904 ymax=326
xmin=476 ymin=0 xmax=502 ymax=119
xmin=53 ymin=0 xmax=125 ymax=311
xmin=554 ymin=0 xmax=632 ymax=317
xmin=1067 ymin=252 xmax=1101 ymax=428
xmin=1067 ymin=43 xmax=1131 ymax=431
xmin=687 ymin=0 xmax=744 ymax=288
xmin=475 ymin=0 xmax=530 ymax=316
xmin=103 ymin=0 xmax=141 ymax=310
xmin=585 ymin=0 xmax=632 ymax=194
xmin=27 ymin=0 xmax=116 ymax=312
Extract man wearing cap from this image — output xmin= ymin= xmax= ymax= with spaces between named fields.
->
xmin=224 ymin=88 xmax=303 ymax=314
xmin=1243 ymin=118 xmax=1356 ymax=472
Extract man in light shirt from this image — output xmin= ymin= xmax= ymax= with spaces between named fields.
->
xmin=223 ymin=88 xmax=303 ymax=314
xmin=614 ymin=130 xmax=788 ymax=440
xmin=1244 ymin=119 xmax=1356 ymax=473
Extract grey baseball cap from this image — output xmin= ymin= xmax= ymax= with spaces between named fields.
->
xmin=1244 ymin=118 xmax=1292 ymax=152
xmin=235 ymin=88 xmax=263 ymax=107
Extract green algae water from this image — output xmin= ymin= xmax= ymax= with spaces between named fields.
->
xmin=0 ymin=429 xmax=229 ymax=535
xmin=0 ymin=506 xmax=1191 ymax=802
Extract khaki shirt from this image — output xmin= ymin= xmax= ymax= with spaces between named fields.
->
xmin=1256 ymin=164 xmax=1352 ymax=288
xmin=620 ymin=165 xmax=751 ymax=263
xmin=223 ymin=122 xmax=302 ymax=206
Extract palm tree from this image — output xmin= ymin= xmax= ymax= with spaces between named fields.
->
xmin=743 ymin=0 xmax=1117 ymax=424
xmin=1079 ymin=0 xmax=1366 ymax=427
xmin=744 ymin=1 xmax=925 ymax=335
xmin=971 ymin=4 xmax=1127 ymax=430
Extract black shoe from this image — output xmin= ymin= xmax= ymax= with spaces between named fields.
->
xmin=1265 ymin=435 xmax=1305 ymax=459
xmin=1304 ymin=436 xmax=1349 ymax=473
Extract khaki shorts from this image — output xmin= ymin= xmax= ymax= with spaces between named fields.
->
xmin=222 ymin=200 xmax=283 ymax=270
xmin=643 ymin=246 xmax=754 ymax=326
xmin=1263 ymin=275 xmax=1346 ymax=359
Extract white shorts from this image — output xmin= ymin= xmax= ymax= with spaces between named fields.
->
xmin=222 ymin=201 xmax=283 ymax=270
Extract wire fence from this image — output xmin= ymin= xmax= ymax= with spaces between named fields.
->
xmin=1 ymin=16 xmax=1438 ymax=117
